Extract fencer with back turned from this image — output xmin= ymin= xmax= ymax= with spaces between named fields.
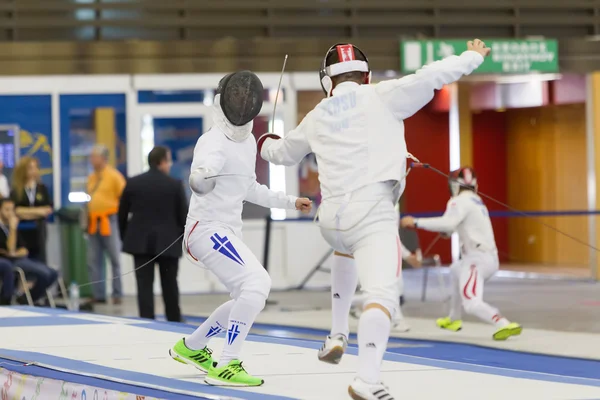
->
xmin=168 ymin=70 xmax=312 ymax=387
xmin=401 ymin=167 xmax=522 ymax=340
xmin=258 ymin=40 xmax=490 ymax=400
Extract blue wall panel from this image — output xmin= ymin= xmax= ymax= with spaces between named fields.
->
xmin=0 ymin=95 xmax=53 ymax=204
xmin=59 ymin=94 xmax=126 ymax=207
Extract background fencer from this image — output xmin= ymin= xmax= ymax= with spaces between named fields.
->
xmin=401 ymin=167 xmax=522 ymax=341
xmin=168 ymin=70 xmax=312 ymax=387
xmin=258 ymin=39 xmax=489 ymax=400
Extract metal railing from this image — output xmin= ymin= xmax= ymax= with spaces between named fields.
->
xmin=1 ymin=0 xmax=600 ymax=42
xmin=0 ymin=1 xmax=599 ymax=74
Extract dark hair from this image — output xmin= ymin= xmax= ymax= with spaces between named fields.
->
xmin=326 ymin=47 xmax=368 ymax=86
xmin=148 ymin=146 xmax=170 ymax=169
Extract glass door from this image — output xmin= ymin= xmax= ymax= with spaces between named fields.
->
xmin=134 ymin=103 xmax=211 ymax=199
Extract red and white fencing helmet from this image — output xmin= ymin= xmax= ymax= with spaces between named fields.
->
xmin=449 ymin=167 xmax=478 ymax=197
xmin=319 ymin=43 xmax=371 ymax=97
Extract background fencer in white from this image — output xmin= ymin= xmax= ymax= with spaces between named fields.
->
xmin=258 ymin=41 xmax=489 ymax=399
xmin=168 ymin=71 xmax=312 ymax=388
xmin=401 ymin=167 xmax=522 ymax=341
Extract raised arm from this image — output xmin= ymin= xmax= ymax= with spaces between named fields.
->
xmin=258 ymin=112 xmax=313 ymax=166
xmin=244 ymin=180 xmax=297 ymax=210
xmin=375 ymin=39 xmax=489 ymax=120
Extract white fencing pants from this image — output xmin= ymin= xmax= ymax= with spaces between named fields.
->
xmin=319 ymin=182 xmax=401 ymax=317
xmin=184 ymin=222 xmax=271 ymax=300
xmin=448 ymin=251 xmax=500 ymax=324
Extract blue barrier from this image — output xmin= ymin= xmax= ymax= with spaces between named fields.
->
xmin=271 ymin=210 xmax=600 ymax=222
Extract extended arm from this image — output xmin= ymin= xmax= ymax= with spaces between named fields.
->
xmin=375 ymin=50 xmax=484 ymax=120
xmin=244 ymin=180 xmax=297 ymax=210
xmin=414 ymin=199 xmax=468 ymax=233
xmin=258 ymin=112 xmax=313 ymax=166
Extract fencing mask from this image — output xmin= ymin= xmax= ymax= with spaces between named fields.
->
xmin=319 ymin=43 xmax=371 ymax=97
xmin=216 ymin=71 xmax=264 ymax=127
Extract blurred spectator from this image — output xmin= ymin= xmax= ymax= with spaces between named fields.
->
xmin=0 ymin=160 xmax=9 ymax=198
xmin=0 ymin=198 xmax=57 ymax=305
xmin=11 ymin=156 xmax=53 ymax=263
xmin=86 ymin=144 xmax=126 ymax=305
xmin=0 ymin=258 xmax=14 ymax=305
xmin=118 ymin=146 xmax=186 ymax=322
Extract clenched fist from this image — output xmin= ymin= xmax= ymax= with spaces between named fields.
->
xmin=295 ymin=198 xmax=313 ymax=214
xmin=400 ymin=216 xmax=416 ymax=229
xmin=467 ymin=39 xmax=490 ymax=58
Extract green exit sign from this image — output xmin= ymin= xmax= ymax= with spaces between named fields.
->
xmin=401 ymin=39 xmax=558 ymax=74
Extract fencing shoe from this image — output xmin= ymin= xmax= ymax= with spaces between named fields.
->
xmin=204 ymin=360 xmax=264 ymax=387
xmin=318 ymin=333 xmax=348 ymax=364
xmin=348 ymin=378 xmax=395 ymax=400
xmin=436 ymin=316 xmax=462 ymax=332
xmin=493 ymin=322 xmax=522 ymax=341
xmin=392 ymin=307 xmax=410 ymax=332
xmin=169 ymin=338 xmax=215 ymax=373
xmin=392 ymin=315 xmax=411 ymax=332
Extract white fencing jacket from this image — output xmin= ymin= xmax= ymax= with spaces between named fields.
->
xmin=259 ymin=50 xmax=484 ymax=202
xmin=415 ymin=191 xmax=497 ymax=256
xmin=187 ymin=107 xmax=297 ymax=236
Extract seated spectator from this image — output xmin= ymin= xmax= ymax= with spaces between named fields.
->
xmin=11 ymin=156 xmax=53 ymax=262
xmin=0 ymin=257 xmax=14 ymax=305
xmin=0 ymin=198 xmax=57 ymax=304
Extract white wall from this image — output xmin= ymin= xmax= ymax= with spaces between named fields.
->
xmin=101 ymin=220 xmax=333 ymax=296
xmin=2 ymin=72 xmax=331 ymax=296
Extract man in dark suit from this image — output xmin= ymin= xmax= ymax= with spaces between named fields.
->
xmin=118 ymin=146 xmax=187 ymax=322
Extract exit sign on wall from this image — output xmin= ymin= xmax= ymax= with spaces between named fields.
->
xmin=401 ymin=39 xmax=558 ymax=74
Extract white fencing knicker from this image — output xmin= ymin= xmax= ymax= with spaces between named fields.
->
xmin=317 ymin=181 xmax=402 ymax=317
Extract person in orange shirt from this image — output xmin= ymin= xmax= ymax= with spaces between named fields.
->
xmin=86 ymin=144 xmax=126 ymax=305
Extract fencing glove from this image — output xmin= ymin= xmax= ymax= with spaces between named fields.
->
xmin=189 ymin=167 xmax=216 ymax=196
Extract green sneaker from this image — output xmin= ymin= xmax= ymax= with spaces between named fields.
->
xmin=204 ymin=360 xmax=264 ymax=387
xmin=493 ymin=322 xmax=523 ymax=341
xmin=169 ymin=338 xmax=215 ymax=373
xmin=436 ymin=316 xmax=463 ymax=332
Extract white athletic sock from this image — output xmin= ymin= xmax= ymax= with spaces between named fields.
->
xmin=218 ymin=292 xmax=265 ymax=367
xmin=185 ymin=300 xmax=235 ymax=350
xmin=357 ymin=307 xmax=391 ymax=384
xmin=492 ymin=314 xmax=510 ymax=328
xmin=465 ymin=300 xmax=510 ymax=328
xmin=330 ymin=254 xmax=358 ymax=338
xmin=449 ymin=277 xmax=463 ymax=321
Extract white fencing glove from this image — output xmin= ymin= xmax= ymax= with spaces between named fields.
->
xmin=189 ymin=167 xmax=216 ymax=196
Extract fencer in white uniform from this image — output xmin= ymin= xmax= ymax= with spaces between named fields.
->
xmin=347 ymin=237 xmax=421 ymax=333
xmin=401 ymin=167 xmax=522 ymax=341
xmin=168 ymin=71 xmax=312 ymax=387
xmin=259 ymin=40 xmax=489 ymax=400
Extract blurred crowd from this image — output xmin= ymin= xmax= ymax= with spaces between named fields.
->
xmin=0 ymin=145 xmax=185 ymax=322
xmin=0 ymin=156 xmax=57 ymax=305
